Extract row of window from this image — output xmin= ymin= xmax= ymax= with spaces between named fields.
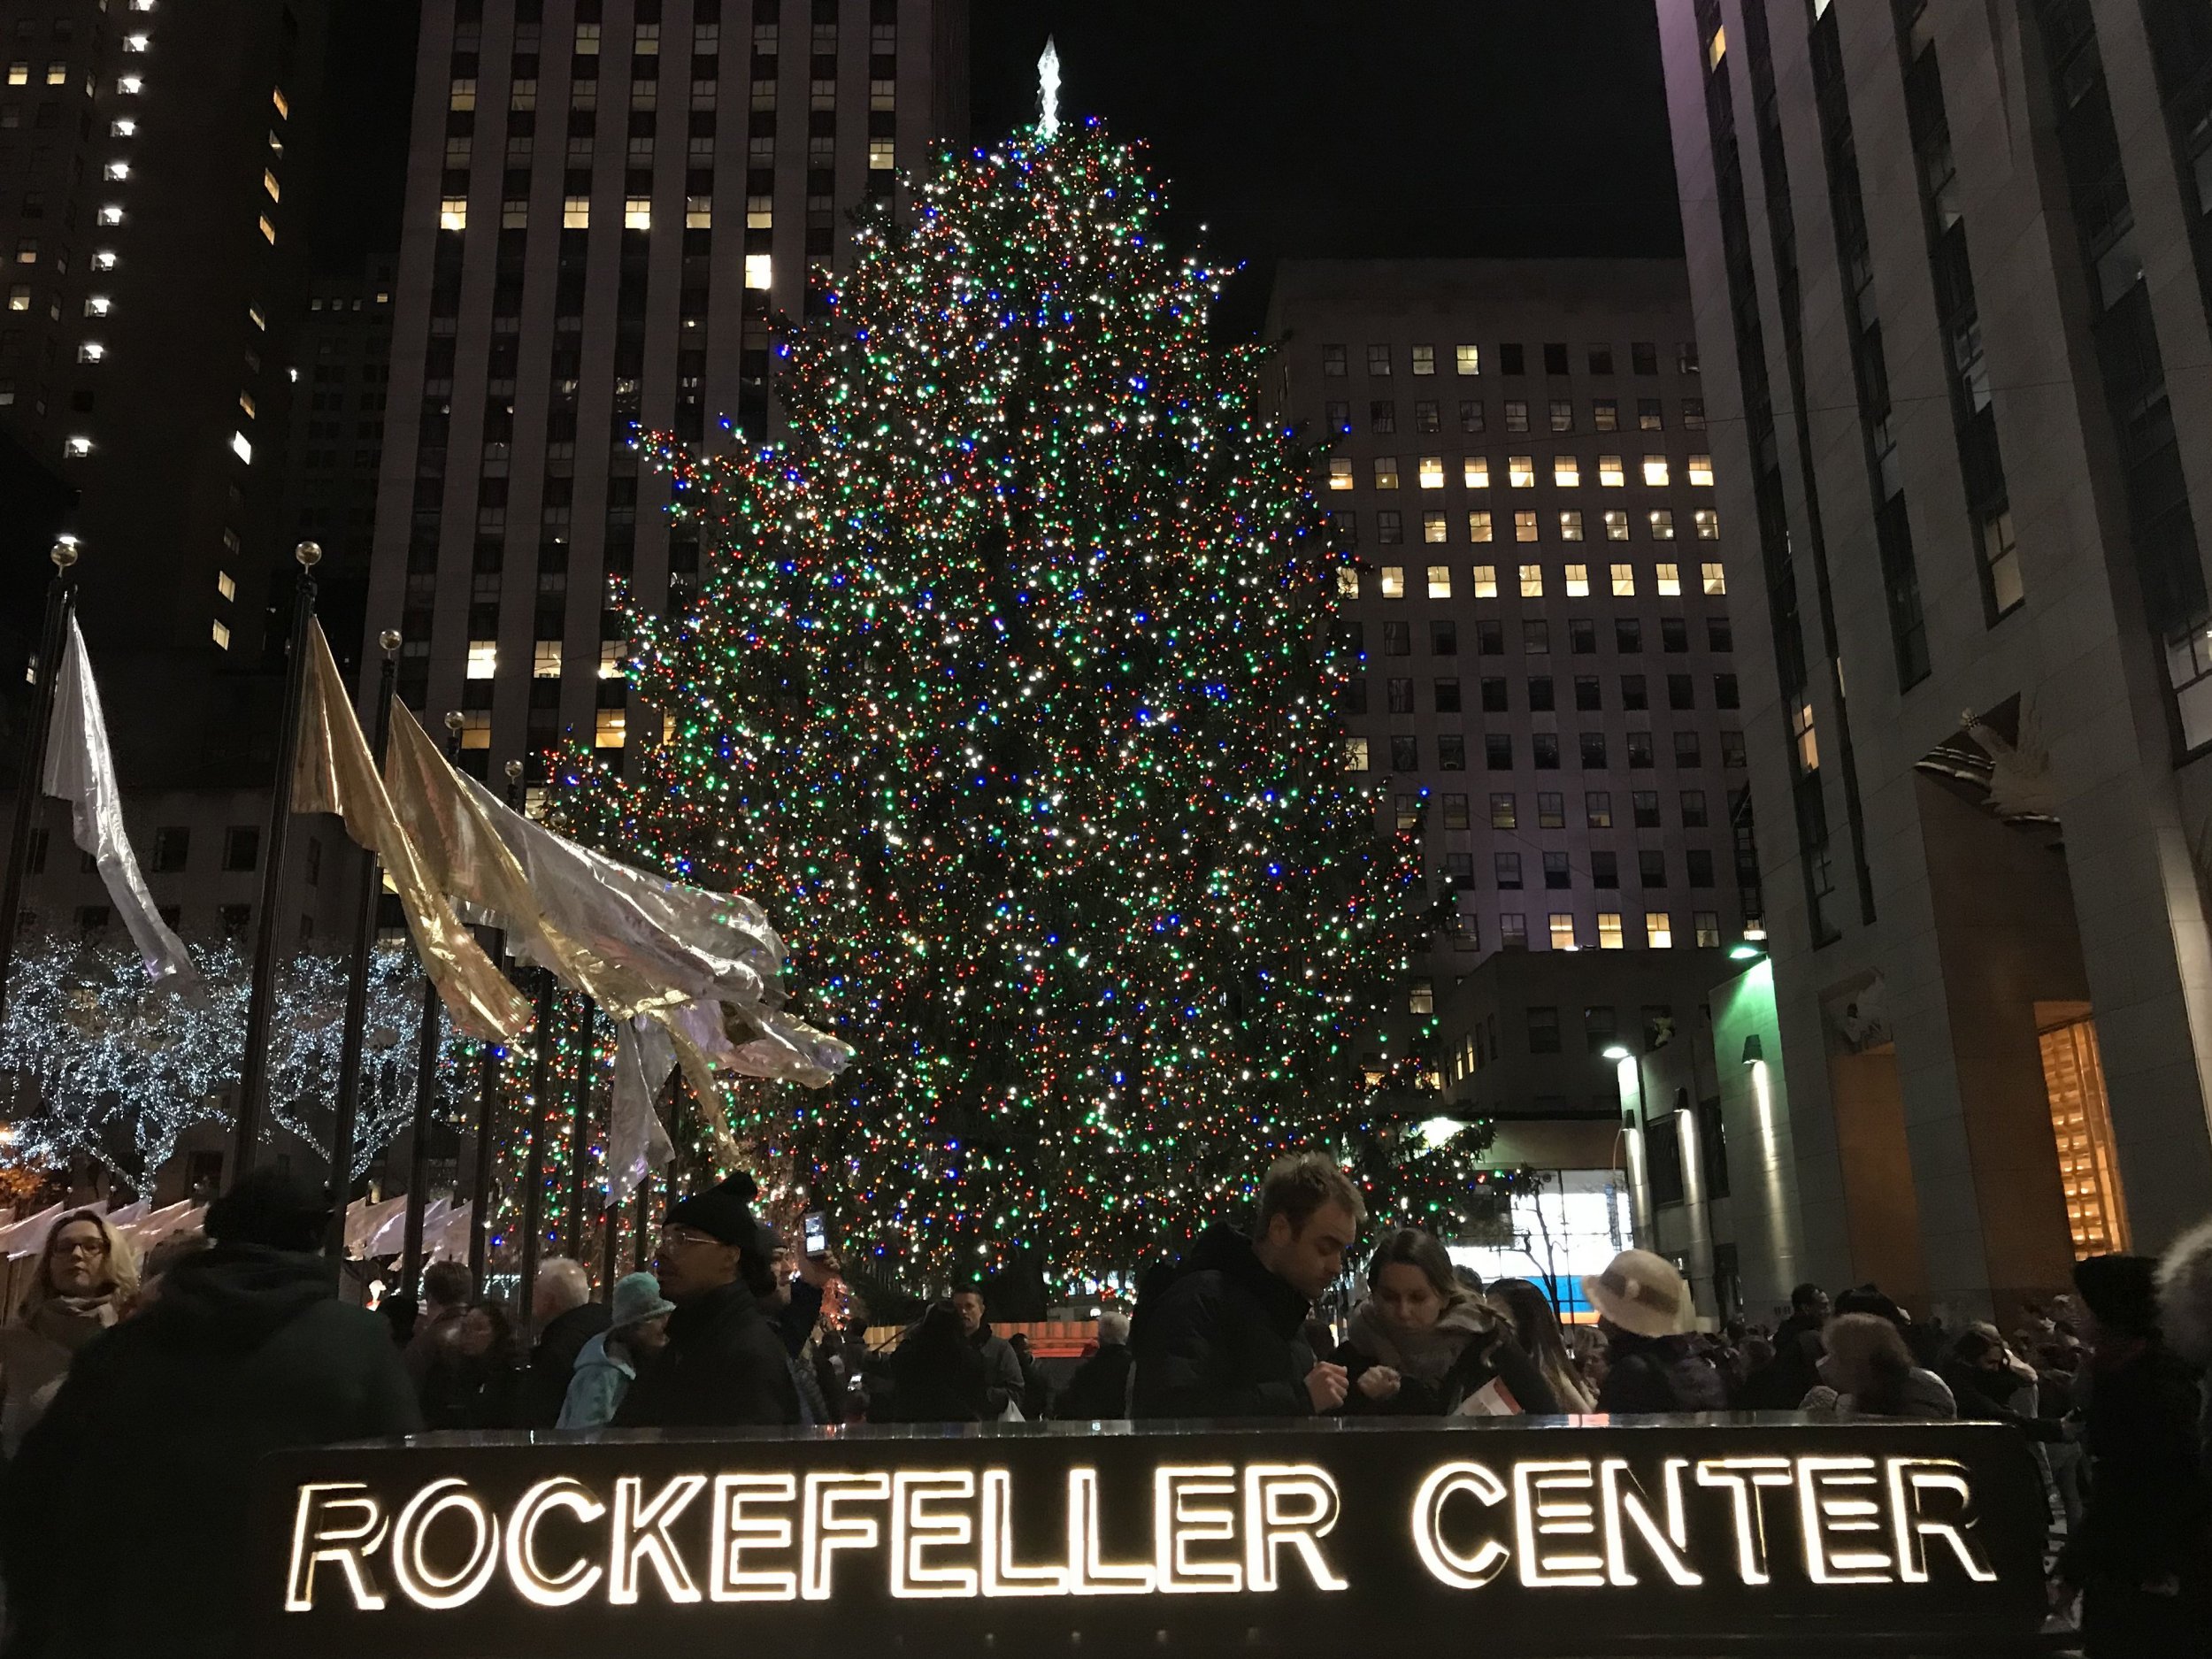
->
xmin=1345 ymin=561 xmax=1726 ymax=599
xmin=1331 ymin=396 xmax=1703 ymax=436
xmin=1407 ymin=788 xmax=1730 ymax=832
xmin=1332 ymin=452 xmax=1716 ymax=491
xmin=1323 ymin=341 xmax=1698 ymax=379
xmin=1337 ymin=508 xmax=1719 ymax=545
xmin=1348 ymin=730 xmax=1748 ymax=772
xmin=1349 ymin=615 xmax=1732 ymax=656
xmin=1356 ymin=672 xmax=1740 ymax=715
xmin=24 ymin=823 xmax=264 ymax=876
xmin=1416 ymin=907 xmax=1725 ymax=970
xmin=1434 ymin=848 xmax=1726 ymax=891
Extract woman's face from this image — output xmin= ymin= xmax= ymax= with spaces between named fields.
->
xmin=456 ymin=1308 xmax=497 ymax=1357
xmin=48 ymin=1221 xmax=109 ymax=1297
xmin=1374 ymin=1262 xmax=1445 ymax=1331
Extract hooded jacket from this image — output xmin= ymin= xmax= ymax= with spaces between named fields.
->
xmin=557 ymin=1328 xmax=637 ymax=1430
xmin=1333 ymin=1297 xmax=1561 ymax=1417
xmin=0 ymin=1243 xmax=420 ymax=1659
xmin=522 ymin=1299 xmax=612 ymax=1428
xmin=1130 ymin=1225 xmax=1316 ymax=1419
xmin=612 ymin=1277 xmax=800 ymax=1429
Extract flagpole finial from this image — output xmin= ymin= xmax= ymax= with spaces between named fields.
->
xmin=296 ymin=540 xmax=323 ymax=569
xmin=504 ymin=759 xmax=525 ymax=782
xmin=1038 ymin=36 xmax=1062 ymax=140
xmin=443 ymin=710 xmax=465 ymax=735
xmin=50 ymin=536 xmax=78 ymax=570
xmin=379 ymin=628 xmax=403 ymax=656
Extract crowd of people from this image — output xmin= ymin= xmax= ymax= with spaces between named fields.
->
xmin=0 ymin=1152 xmax=2200 ymax=1654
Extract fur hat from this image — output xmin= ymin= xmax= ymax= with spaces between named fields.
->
xmin=2158 ymin=1218 xmax=2212 ymax=1366
xmin=2074 ymin=1253 xmax=2159 ymax=1340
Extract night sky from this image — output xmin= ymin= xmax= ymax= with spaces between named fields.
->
xmin=311 ymin=1 xmax=1682 ymax=330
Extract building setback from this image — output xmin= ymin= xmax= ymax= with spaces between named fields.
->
xmin=362 ymin=0 xmax=969 ymax=791
xmin=1265 ymin=260 xmax=1758 ymax=1126
xmin=1657 ymin=0 xmax=2212 ymax=1320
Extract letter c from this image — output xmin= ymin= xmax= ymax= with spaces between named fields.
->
xmin=505 ymin=1477 xmax=608 ymax=1607
xmin=1412 ymin=1462 xmax=1511 ymax=1589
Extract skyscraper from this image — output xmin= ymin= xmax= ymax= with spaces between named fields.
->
xmin=362 ymin=0 xmax=969 ymax=790
xmin=1658 ymin=0 xmax=2212 ymax=1317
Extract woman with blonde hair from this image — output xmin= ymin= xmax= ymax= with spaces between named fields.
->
xmin=0 ymin=1208 xmax=140 ymax=1453
xmin=1334 ymin=1232 xmax=1560 ymax=1415
xmin=1801 ymin=1310 xmax=1955 ymax=1418
xmin=1486 ymin=1275 xmax=1598 ymax=1412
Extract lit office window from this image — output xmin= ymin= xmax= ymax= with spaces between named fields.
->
xmin=1427 ymin=565 xmax=1452 ymax=598
xmin=1423 ymin=511 xmax=1448 ymax=543
xmin=533 ymin=641 xmax=562 ymax=678
xmin=1688 ymin=453 xmax=1715 ymax=487
xmin=1418 ymin=455 xmax=1444 ymax=489
xmin=211 ymin=619 xmax=231 ymax=649
xmin=1549 ymin=913 xmax=1578 ymax=951
xmin=1649 ymin=511 xmax=1676 ymax=541
xmin=1597 ymin=912 xmax=1625 ymax=950
xmin=1643 ymin=455 xmax=1671 ymax=488
xmin=1328 ymin=457 xmax=1354 ymax=490
xmin=1694 ymin=509 xmax=1720 ymax=541
xmin=228 ymin=431 xmax=252 ymax=463
xmin=1336 ymin=566 xmax=1359 ymax=598
xmin=1646 ymin=912 xmax=1673 ymax=949
xmin=1611 ymin=564 xmax=1635 ymax=597
xmin=1509 ymin=455 xmax=1535 ymax=488
xmin=1656 ymin=563 xmax=1682 ymax=596
xmin=466 ymin=641 xmax=497 ymax=679
xmin=1519 ymin=564 xmax=1544 ymax=598
xmin=1463 ymin=456 xmax=1489 ymax=488
xmin=1473 ymin=565 xmax=1498 ymax=598
xmin=1554 ymin=455 xmax=1580 ymax=488
xmin=564 ymin=196 xmax=590 ymax=228
xmin=1514 ymin=512 xmax=1538 ymax=544
xmin=1599 ymin=455 xmax=1624 ymax=487
xmin=1379 ymin=565 xmax=1405 ymax=599
xmin=1372 ymin=457 xmax=1400 ymax=489
xmin=1701 ymin=562 xmax=1726 ymax=595
xmin=1344 ymin=736 xmax=1371 ymax=772
xmin=745 ymin=253 xmax=772 ymax=289
xmin=1468 ymin=511 xmax=1493 ymax=544
xmin=1564 ymin=564 xmax=1590 ymax=597
xmin=685 ymin=196 xmax=711 ymax=228
xmin=1560 ymin=510 xmax=1584 ymax=541
xmin=1455 ymin=344 xmax=1479 ymax=375
xmin=216 ymin=571 xmax=235 ymax=602
xmin=624 ymin=197 xmax=650 ymax=229
xmin=1604 ymin=510 xmax=1629 ymax=541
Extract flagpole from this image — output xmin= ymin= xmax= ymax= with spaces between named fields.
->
xmin=322 ymin=630 xmax=401 ymax=1260
xmin=563 ymin=995 xmax=595 ymax=1270
xmin=517 ymin=968 xmax=557 ymax=1330
xmin=467 ymin=756 xmax=525 ymax=1292
xmin=400 ymin=710 xmax=465 ymax=1299
xmin=233 ymin=541 xmax=321 ymax=1178
xmin=0 ymin=539 xmax=80 ymax=1033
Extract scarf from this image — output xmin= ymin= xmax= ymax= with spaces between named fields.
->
xmin=28 ymin=1294 xmax=119 ymax=1351
xmin=1348 ymin=1295 xmax=1498 ymax=1385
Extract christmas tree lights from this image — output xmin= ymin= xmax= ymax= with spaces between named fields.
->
xmin=557 ymin=119 xmax=1498 ymax=1283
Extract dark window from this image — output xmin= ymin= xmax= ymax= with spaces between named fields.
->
xmin=1343 ymin=678 xmax=1368 ymax=716
xmin=1441 ymin=852 xmax=1474 ymax=888
xmin=1527 ymin=1004 xmax=1560 ymax=1052
xmin=1680 ymin=789 xmax=1709 ymax=828
xmin=1633 ymin=791 xmax=1661 ymax=829
xmin=1675 ymin=731 xmax=1702 ymax=767
xmin=1640 ymin=849 xmax=1667 ymax=887
xmin=1433 ymin=677 xmax=1462 ymax=713
xmin=1621 ymin=674 xmax=1648 ymax=710
xmin=1543 ymin=342 xmax=1571 ymax=376
xmin=1544 ymin=851 xmax=1571 ymax=889
xmin=1631 ymin=342 xmax=1659 ymax=375
xmin=150 ymin=827 xmax=191 ymax=873
xmin=1383 ymin=621 xmax=1410 ymax=656
xmin=1707 ymin=616 xmax=1732 ymax=653
xmin=1495 ymin=851 xmax=1524 ymax=888
xmin=1687 ymin=849 xmax=1716 ymax=887
xmin=1324 ymin=399 xmax=1349 ymax=434
xmin=1527 ymin=675 xmax=1555 ymax=711
xmin=1722 ymin=731 xmax=1747 ymax=768
xmin=1532 ymin=733 xmax=1561 ymax=769
xmin=1499 ymin=342 xmax=1526 ymax=375
xmin=1646 ymin=1114 xmax=1686 ymax=1203
xmin=1476 ymin=620 xmax=1505 ymax=656
xmin=1524 ymin=619 xmax=1550 ymax=654
xmin=1585 ymin=1004 xmax=1617 ymax=1053
xmin=1431 ymin=619 xmax=1458 ymax=656
xmin=222 ymin=826 xmax=260 ymax=872
xmin=1570 ymin=618 xmax=1598 ymax=654
xmin=1627 ymin=732 xmax=1655 ymax=768
xmin=1574 ymin=675 xmax=1601 ymax=711
xmin=1486 ymin=733 xmax=1514 ymax=770
xmin=1592 ymin=850 xmax=1619 ymax=887
xmin=1370 ymin=400 xmax=1396 ymax=434
xmin=1377 ymin=511 xmax=1402 ymax=544
xmin=1414 ymin=400 xmax=1440 ymax=434
xmin=1438 ymin=735 xmax=1466 ymax=771
xmin=1668 ymin=673 xmax=1694 ymax=710
xmin=1459 ymin=400 xmax=1484 ymax=434
xmin=1700 ymin=1097 xmax=1731 ymax=1198
xmin=1387 ymin=677 xmax=1415 ymax=714
xmin=1391 ymin=735 xmax=1419 ymax=771
xmin=1481 ymin=678 xmax=1509 ymax=713
xmin=219 ymin=903 xmax=251 ymax=938
xmin=1715 ymin=673 xmax=1740 ymax=709
xmin=1661 ymin=617 xmax=1689 ymax=653
xmin=1586 ymin=791 xmax=1613 ymax=828
xmin=1588 ymin=345 xmax=1615 ymax=374
xmin=1617 ymin=618 xmax=1643 ymax=653
xmin=1580 ymin=732 xmax=1608 ymax=768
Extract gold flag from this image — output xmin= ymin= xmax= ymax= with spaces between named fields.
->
xmin=291 ymin=620 xmax=532 ymax=1041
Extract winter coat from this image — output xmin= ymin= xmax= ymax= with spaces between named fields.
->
xmin=1057 ymin=1343 xmax=1134 ymax=1420
xmin=1800 ymin=1366 xmax=1956 ymax=1419
xmin=971 ymin=1324 xmax=1025 ymax=1417
xmin=1595 ymin=1330 xmax=1728 ymax=1414
xmin=522 ymin=1299 xmax=611 ymax=1427
xmin=1333 ymin=1299 xmax=1562 ymax=1417
xmin=0 ymin=1243 xmax=421 ymax=1659
xmin=613 ymin=1278 xmax=801 ymax=1429
xmin=883 ymin=1320 xmax=991 ymax=1423
xmin=1130 ymin=1225 xmax=1316 ymax=1419
xmin=1941 ymin=1359 xmax=2065 ymax=1440
xmin=1739 ymin=1313 xmax=1824 ymax=1409
xmin=419 ymin=1345 xmax=519 ymax=1430
xmin=557 ymin=1329 xmax=637 ymax=1429
xmin=2060 ymin=1335 xmax=2210 ymax=1589
xmin=0 ymin=1295 xmax=119 ymax=1456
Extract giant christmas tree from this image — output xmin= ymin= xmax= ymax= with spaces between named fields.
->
xmin=563 ymin=112 xmax=1490 ymax=1285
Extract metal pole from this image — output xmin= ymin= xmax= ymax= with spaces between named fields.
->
xmin=400 ymin=712 xmax=465 ymax=1299
xmin=517 ymin=969 xmax=557 ymax=1333
xmin=598 ymin=1190 xmax=619 ymax=1292
xmin=466 ymin=752 xmax=523 ymax=1292
xmin=323 ymin=634 xmax=401 ymax=1259
xmin=0 ymin=540 xmax=80 ymax=1033
xmin=633 ymin=1172 xmax=652 ymax=1274
xmin=563 ymin=996 xmax=595 ymax=1261
xmin=233 ymin=541 xmax=322 ymax=1178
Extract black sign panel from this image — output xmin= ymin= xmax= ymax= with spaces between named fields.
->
xmin=250 ymin=1417 xmax=2048 ymax=1657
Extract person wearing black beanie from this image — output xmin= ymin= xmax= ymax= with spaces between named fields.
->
xmin=612 ymin=1174 xmax=800 ymax=1429
xmin=0 ymin=1163 xmax=419 ymax=1658
xmin=2054 ymin=1252 xmax=2210 ymax=1655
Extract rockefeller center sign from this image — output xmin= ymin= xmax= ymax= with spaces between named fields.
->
xmin=250 ymin=1417 xmax=2048 ymax=1657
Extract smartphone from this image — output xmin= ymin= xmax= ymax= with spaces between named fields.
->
xmin=803 ymin=1210 xmax=827 ymax=1257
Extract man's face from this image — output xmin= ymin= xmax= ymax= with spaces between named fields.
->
xmin=1801 ymin=1290 xmax=1832 ymax=1324
xmin=952 ymin=1291 xmax=985 ymax=1333
xmin=1259 ymin=1202 xmax=1360 ymax=1301
xmin=655 ymin=1225 xmax=740 ymax=1302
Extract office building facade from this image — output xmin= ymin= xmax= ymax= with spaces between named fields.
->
xmin=1658 ymin=0 xmax=2212 ymax=1318
xmin=1266 ymin=259 xmax=1758 ymax=1106
xmin=362 ymin=0 xmax=968 ymax=787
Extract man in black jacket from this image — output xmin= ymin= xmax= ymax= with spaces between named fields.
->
xmin=614 ymin=1175 xmax=801 ymax=1429
xmin=0 ymin=1169 xmax=421 ymax=1659
xmin=1130 ymin=1152 xmax=1363 ymax=1418
xmin=521 ymin=1256 xmax=611 ymax=1427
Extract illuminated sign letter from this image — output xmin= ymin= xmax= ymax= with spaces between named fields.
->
xmin=1601 ymin=1458 xmax=1701 ymax=1587
xmin=1797 ymin=1457 xmax=1894 ymax=1585
xmin=503 ymin=1477 xmax=607 ymax=1607
xmin=980 ymin=1471 xmax=1071 ymax=1597
xmin=611 ymin=1474 xmax=707 ymax=1605
xmin=1067 ymin=1467 xmax=1154 ymax=1595
xmin=1154 ymin=1465 xmax=1242 ymax=1593
xmin=710 ymin=1474 xmax=798 ymax=1602
xmin=1514 ymin=1461 xmax=1607 ymax=1587
xmin=1886 ymin=1459 xmax=1996 ymax=1584
xmin=389 ymin=1478 xmax=501 ymax=1609
xmin=285 ymin=1482 xmax=388 ymax=1612
xmin=1694 ymin=1457 xmax=1793 ymax=1584
xmin=892 ymin=1471 xmax=979 ymax=1600
xmin=1242 ymin=1464 xmax=1347 ymax=1593
xmin=1411 ymin=1462 xmax=1510 ymax=1590
xmin=803 ymin=1471 xmax=891 ymax=1601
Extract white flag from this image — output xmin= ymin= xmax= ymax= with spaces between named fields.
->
xmin=42 ymin=616 xmax=197 ymax=989
xmin=608 ymin=1016 xmax=680 ymax=1205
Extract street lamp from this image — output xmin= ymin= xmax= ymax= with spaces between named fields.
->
xmin=1727 ymin=940 xmax=1767 ymax=963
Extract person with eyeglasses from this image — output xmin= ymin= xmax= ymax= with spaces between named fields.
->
xmin=611 ymin=1175 xmax=801 ymax=1429
xmin=0 ymin=1208 xmax=139 ymax=1457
